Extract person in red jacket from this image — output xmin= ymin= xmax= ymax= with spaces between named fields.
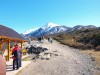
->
xmin=0 ymin=55 xmax=6 ymax=75
xmin=12 ymin=44 xmax=19 ymax=70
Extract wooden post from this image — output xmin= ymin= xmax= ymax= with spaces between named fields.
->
xmin=8 ymin=39 xmax=10 ymax=61
xmin=21 ymin=42 xmax=23 ymax=48
xmin=0 ymin=41 xmax=4 ymax=50
xmin=0 ymin=44 xmax=2 ymax=50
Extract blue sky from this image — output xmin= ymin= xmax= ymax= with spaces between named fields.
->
xmin=0 ymin=0 xmax=100 ymax=33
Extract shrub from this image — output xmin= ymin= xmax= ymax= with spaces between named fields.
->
xmin=96 ymin=45 xmax=100 ymax=51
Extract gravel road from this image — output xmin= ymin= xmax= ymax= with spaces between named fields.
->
xmin=18 ymin=40 xmax=97 ymax=75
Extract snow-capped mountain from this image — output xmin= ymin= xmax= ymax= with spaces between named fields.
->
xmin=39 ymin=22 xmax=60 ymax=32
xmin=25 ymin=22 xmax=70 ymax=37
xmin=23 ymin=27 xmax=39 ymax=35
xmin=48 ymin=26 xmax=70 ymax=34
xmin=24 ymin=22 xmax=97 ymax=38
xmin=71 ymin=25 xmax=97 ymax=31
xmin=41 ymin=22 xmax=60 ymax=29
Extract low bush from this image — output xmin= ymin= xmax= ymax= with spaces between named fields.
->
xmin=96 ymin=45 xmax=100 ymax=51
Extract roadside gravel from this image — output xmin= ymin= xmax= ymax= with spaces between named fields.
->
xmin=17 ymin=40 xmax=97 ymax=75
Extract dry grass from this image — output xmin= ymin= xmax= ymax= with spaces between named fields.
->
xmin=81 ymin=50 xmax=100 ymax=66
xmin=22 ymin=56 xmax=30 ymax=61
xmin=81 ymin=50 xmax=100 ymax=75
xmin=59 ymin=39 xmax=84 ymax=49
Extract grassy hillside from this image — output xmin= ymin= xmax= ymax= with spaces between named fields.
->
xmin=52 ymin=28 xmax=100 ymax=50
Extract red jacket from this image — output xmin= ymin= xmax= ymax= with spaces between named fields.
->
xmin=12 ymin=46 xmax=21 ymax=60
xmin=12 ymin=46 xmax=21 ymax=53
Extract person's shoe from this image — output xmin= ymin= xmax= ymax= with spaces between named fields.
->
xmin=16 ymin=68 xmax=19 ymax=70
xmin=13 ymin=68 xmax=15 ymax=70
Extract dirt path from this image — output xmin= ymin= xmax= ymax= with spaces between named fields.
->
xmin=17 ymin=40 xmax=97 ymax=75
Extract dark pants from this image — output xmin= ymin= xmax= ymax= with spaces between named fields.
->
xmin=13 ymin=58 xmax=19 ymax=70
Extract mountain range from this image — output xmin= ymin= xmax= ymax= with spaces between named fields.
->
xmin=23 ymin=22 xmax=97 ymax=37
